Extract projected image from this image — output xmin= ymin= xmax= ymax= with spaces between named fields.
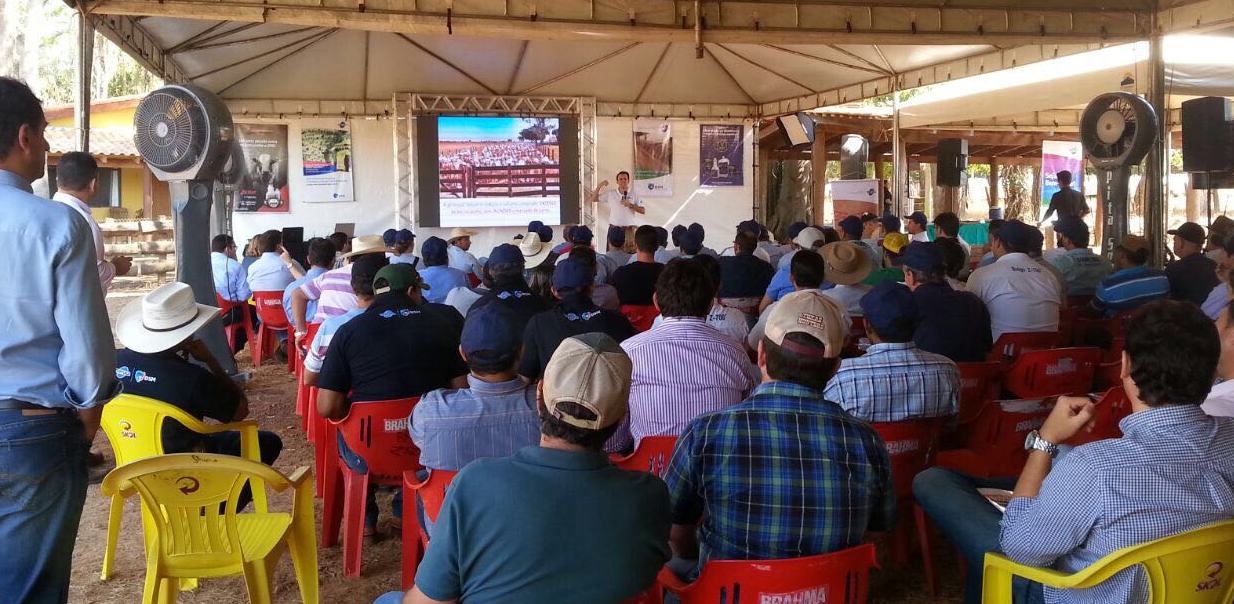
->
xmin=437 ymin=116 xmax=562 ymax=227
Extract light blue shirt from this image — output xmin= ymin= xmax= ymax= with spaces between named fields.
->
xmin=246 ymin=251 xmax=300 ymax=292
xmin=420 ymin=265 xmax=470 ymax=304
xmin=211 ymin=251 xmax=251 ymax=302
xmin=283 ymin=266 xmax=329 ymax=325
xmin=1047 ymin=247 xmax=1109 ymax=297
xmin=410 ymin=375 xmax=540 ymax=471
xmin=0 ymin=169 xmax=120 ymax=409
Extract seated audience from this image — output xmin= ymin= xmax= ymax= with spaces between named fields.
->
xmin=907 ymin=211 xmax=930 ymax=242
xmin=558 ymin=225 xmax=617 ymax=282
xmin=613 ymin=258 xmax=757 ymax=451
xmin=520 ymin=259 xmax=637 ymax=380
xmin=569 ymin=245 xmax=621 ymax=312
xmin=1091 ymin=234 xmax=1170 ymax=317
xmin=386 ymin=228 xmax=419 ymax=266
xmin=1207 ymin=215 xmax=1234 ymax=261
xmin=902 ymin=242 xmax=992 ymax=362
xmin=411 ymin=303 xmax=539 ymax=471
xmin=978 ymin=219 xmax=1006 ymax=268
xmin=688 ymin=222 xmax=720 ymax=258
xmin=1046 ymin=216 xmax=1108 ymax=297
xmin=418 ymin=237 xmax=470 ymax=305
xmin=819 ymin=241 xmax=874 ymax=316
xmin=246 ymin=229 xmax=304 ymax=293
xmin=762 ymin=225 xmax=831 ymax=308
xmin=966 ymin=220 xmax=1061 ymax=340
xmin=316 ymin=264 xmax=468 ymax=533
xmin=749 ymin=250 xmax=842 ymax=347
xmin=291 ymin=234 xmax=389 ymax=346
xmin=380 ymin=333 xmax=670 ymax=604
xmin=470 ymin=243 xmax=549 ymax=331
xmin=839 ymin=215 xmax=882 ymax=268
xmin=447 ymin=228 xmax=484 ymax=282
xmin=914 ymin=300 xmax=1234 ymax=604
xmin=1026 ymin=224 xmax=1069 ymax=305
xmin=1165 ymin=221 xmax=1219 ymax=305
xmin=824 ymin=282 xmax=960 ymax=421
xmin=604 ymin=225 xmax=632 ymax=267
xmin=717 ymin=230 xmax=775 ymax=308
xmin=211 ymin=233 xmax=251 ymax=303
xmin=283 ymin=238 xmax=334 ymax=326
xmin=302 ymin=255 xmax=386 ymax=385
xmin=115 ymin=282 xmax=281 ymax=508
xmin=654 ymin=254 xmax=752 ymax=345
xmin=666 ymin=292 xmax=894 ymax=571
xmin=1201 ymin=234 xmax=1234 ymax=319
xmin=933 ymin=212 xmax=971 ymax=268
xmin=863 ymin=232 xmax=908 ymax=286
xmin=240 ymin=236 xmax=260 ymax=271
xmin=756 ymin=223 xmax=785 ymax=266
xmin=934 ymin=236 xmax=968 ymax=290
xmin=610 ymin=225 xmax=665 ymax=306
xmin=1203 ymin=298 xmax=1234 ymax=417
xmin=649 ymin=226 xmax=674 ymax=264
xmin=775 ymin=221 xmax=810 ymax=270
xmin=328 ymin=231 xmax=350 ymax=268
xmin=722 ymin=220 xmax=773 ymax=263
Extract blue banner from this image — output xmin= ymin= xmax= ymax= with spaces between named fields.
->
xmin=699 ymin=124 xmax=743 ymax=187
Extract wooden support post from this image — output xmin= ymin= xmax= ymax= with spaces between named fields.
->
xmin=989 ymin=160 xmax=1001 ymax=217
xmin=812 ymin=124 xmax=827 ymax=224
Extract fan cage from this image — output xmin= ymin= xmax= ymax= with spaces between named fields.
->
xmin=135 ymin=89 xmax=210 ymax=172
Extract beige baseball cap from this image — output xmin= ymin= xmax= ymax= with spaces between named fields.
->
xmin=763 ymin=290 xmax=847 ymax=359
xmin=543 ymin=332 xmax=632 ymax=430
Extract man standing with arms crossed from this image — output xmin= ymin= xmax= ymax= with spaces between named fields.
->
xmin=591 ymin=170 xmax=646 ymax=228
xmin=0 ymin=77 xmax=121 ymax=603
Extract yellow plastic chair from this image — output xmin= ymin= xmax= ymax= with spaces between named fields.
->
xmin=982 ymin=520 xmax=1234 ymax=604
xmin=100 ymin=453 xmax=318 ymax=604
xmin=100 ymin=393 xmax=269 ymax=581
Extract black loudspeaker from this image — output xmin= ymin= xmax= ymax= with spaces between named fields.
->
xmin=937 ymin=138 xmax=969 ymax=187
xmin=1191 ymin=171 xmax=1234 ymax=190
xmin=1182 ymin=96 xmax=1234 ymax=173
xmin=282 ymin=227 xmax=305 ymax=268
xmin=839 ymin=134 xmax=868 ymax=180
xmin=776 ymin=113 xmax=816 ymax=149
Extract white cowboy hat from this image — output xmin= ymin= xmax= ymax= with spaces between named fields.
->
xmin=518 ymin=232 xmax=555 ymax=268
xmin=342 ymin=234 xmax=391 ymax=259
xmin=449 ymin=227 xmax=479 ymax=240
xmin=117 ymin=282 xmax=222 ymax=354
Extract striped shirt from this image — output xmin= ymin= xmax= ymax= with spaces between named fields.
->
xmin=614 ymin=317 xmax=757 ymax=450
xmin=823 ymin=342 xmax=960 ymax=422
xmin=303 ymin=307 xmax=363 ymax=373
xmin=1090 ymin=265 xmax=1170 ymax=317
xmin=1000 ymin=405 xmax=1234 ymax=604
xmin=299 ymin=263 xmax=357 ymax=323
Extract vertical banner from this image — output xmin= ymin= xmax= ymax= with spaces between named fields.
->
xmin=699 ymin=124 xmax=744 ymax=186
xmin=235 ymin=123 xmax=290 ymax=213
xmin=829 ymin=179 xmax=880 ymax=226
xmin=1039 ymin=140 xmax=1084 ymax=221
xmin=633 ymin=119 xmax=673 ymax=196
xmin=301 ymin=125 xmax=354 ymax=203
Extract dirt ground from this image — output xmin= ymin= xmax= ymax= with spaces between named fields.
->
xmin=67 ymin=291 xmax=965 ymax=604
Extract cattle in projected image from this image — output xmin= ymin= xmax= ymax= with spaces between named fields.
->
xmin=438 ymin=117 xmax=561 ymax=200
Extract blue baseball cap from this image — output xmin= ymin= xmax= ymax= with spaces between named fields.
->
xmin=859 ymin=281 xmax=919 ymax=333
xmin=382 ymin=228 xmax=398 ymax=245
xmin=880 ymin=214 xmax=901 ymax=234
xmin=571 ymin=225 xmax=594 ymax=245
xmin=460 ymin=303 xmax=523 ymax=361
xmin=908 ymin=211 xmax=929 ymax=226
xmin=838 ymin=215 xmax=863 ymax=238
xmin=528 ymin=220 xmax=545 ymax=232
xmin=994 ymin=220 xmax=1037 ymax=252
xmin=536 ymin=225 xmax=553 ymax=243
xmin=1053 ymin=215 xmax=1088 ymax=243
xmin=395 ymin=228 xmax=414 ymax=244
xmin=553 ymin=258 xmax=595 ymax=291
xmin=608 ymin=225 xmax=626 ymax=246
xmin=786 ymin=221 xmax=809 ymax=239
xmin=900 ymin=241 xmax=944 ymax=273
xmin=421 ymin=236 xmax=448 ymax=264
xmin=488 ymin=243 xmax=523 ymax=265
xmin=736 ymin=220 xmax=761 ymax=236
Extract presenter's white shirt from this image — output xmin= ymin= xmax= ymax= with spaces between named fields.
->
xmin=601 ymin=189 xmax=643 ymax=227
xmin=53 ymin=192 xmax=115 ymax=293
xmin=966 ymin=252 xmax=1061 ymax=340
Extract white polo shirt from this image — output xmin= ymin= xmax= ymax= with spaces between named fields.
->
xmin=599 ymin=188 xmax=644 ymax=227
xmin=820 ymin=283 xmax=873 ymax=317
xmin=910 ymin=230 xmax=931 ymax=243
xmin=966 ymin=252 xmax=1062 ymax=340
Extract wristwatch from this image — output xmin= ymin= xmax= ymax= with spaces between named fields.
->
xmin=1024 ymin=430 xmax=1060 ymax=458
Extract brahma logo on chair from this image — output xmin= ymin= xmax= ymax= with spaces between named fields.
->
xmin=1196 ymin=561 xmax=1224 ymax=592
xmin=119 ymin=420 xmax=136 ymax=439
xmin=757 ymin=586 xmax=828 ymax=604
xmin=1015 ymin=418 xmax=1046 ymax=433
xmin=384 ymin=418 xmax=409 ymax=432
xmin=884 ymin=440 xmax=920 ymax=455
xmin=1044 ymin=358 xmax=1077 ymax=376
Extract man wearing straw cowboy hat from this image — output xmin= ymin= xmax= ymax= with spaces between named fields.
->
xmin=114 ymin=282 xmax=283 ymax=507
xmin=447 ymin=227 xmax=485 ymax=282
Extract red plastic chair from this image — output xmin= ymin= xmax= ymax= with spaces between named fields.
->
xmin=610 ymin=435 xmax=678 ymax=478
xmin=871 ymin=419 xmax=943 ymax=565
xmin=937 ymin=397 xmax=1056 ymax=478
xmin=1094 ymin=359 xmax=1123 ymax=392
xmin=656 ymin=544 xmax=878 ymax=604
xmin=621 ymin=304 xmax=659 ymax=333
xmin=955 ymin=361 xmax=1002 ymax=426
xmin=400 ymin=469 xmax=459 ymax=589
xmin=1057 ymin=307 xmax=1079 ymax=347
xmin=1000 ymin=347 xmax=1101 ymax=399
xmin=986 ymin=331 xmax=1062 ymax=364
xmin=295 ymin=322 xmax=323 ymax=433
xmin=1067 ymin=387 xmax=1132 ymax=446
xmin=215 ymin=294 xmax=255 ymax=358
xmin=327 ymin=397 xmax=422 ymax=577
xmin=251 ymin=291 xmax=290 ymax=369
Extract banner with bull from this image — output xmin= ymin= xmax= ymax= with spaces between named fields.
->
xmin=302 ymin=125 xmax=355 ymax=203
xmin=699 ymin=124 xmax=744 ymax=187
xmin=235 ymin=123 xmax=290 ymax=213
xmin=633 ymin=120 xmax=673 ymax=197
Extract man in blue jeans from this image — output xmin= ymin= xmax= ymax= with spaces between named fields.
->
xmin=915 ymin=300 xmax=1234 ymax=604
xmin=0 ymin=76 xmax=122 ymax=604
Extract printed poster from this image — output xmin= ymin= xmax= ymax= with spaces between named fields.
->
xmin=633 ymin=119 xmax=673 ymax=197
xmin=301 ymin=125 xmax=354 ymax=203
xmin=235 ymin=123 xmax=290 ymax=213
xmin=699 ymin=124 xmax=743 ymax=187
xmin=1039 ymin=140 xmax=1084 ymax=222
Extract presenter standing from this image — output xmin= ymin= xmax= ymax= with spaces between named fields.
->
xmin=592 ymin=170 xmax=645 ymax=228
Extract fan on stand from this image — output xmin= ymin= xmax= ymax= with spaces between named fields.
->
xmin=134 ymin=85 xmax=237 ymax=372
xmin=1080 ymin=92 xmax=1159 ymax=264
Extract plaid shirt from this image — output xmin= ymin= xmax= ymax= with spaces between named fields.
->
xmin=1001 ymin=405 xmax=1234 ymax=604
xmin=824 ymin=342 xmax=960 ymax=423
xmin=665 ymin=381 xmax=895 ymax=565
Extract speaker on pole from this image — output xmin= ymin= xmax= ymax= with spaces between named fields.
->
xmin=936 ymin=138 xmax=968 ymax=187
xmin=1181 ymin=96 xmax=1234 ymax=176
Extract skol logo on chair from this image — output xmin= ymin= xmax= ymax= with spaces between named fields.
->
xmin=119 ymin=420 xmax=136 ymax=439
xmin=1197 ymin=561 xmax=1224 ymax=592
xmin=176 ymin=477 xmax=201 ymax=495
xmin=758 ymin=586 xmax=828 ymax=604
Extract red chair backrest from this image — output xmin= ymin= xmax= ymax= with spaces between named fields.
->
xmin=871 ymin=419 xmax=942 ymax=499
xmin=252 ymin=291 xmax=289 ymax=329
xmin=1057 ymin=307 xmax=1079 ymax=346
xmin=331 ymin=397 xmax=422 ymax=486
xmin=620 ymin=305 xmax=659 ymax=333
xmin=1066 ymin=295 xmax=1093 ymax=308
xmin=956 ymin=361 xmax=1002 ymax=425
xmin=1067 ymin=387 xmax=1132 ymax=446
xmin=409 ymin=469 xmax=458 ymax=527
xmin=1094 ymin=359 xmax=1122 ymax=392
xmin=960 ymin=397 xmax=1056 ymax=477
xmin=673 ymin=544 xmax=877 ymax=604
xmin=1001 ymin=347 xmax=1101 ymax=399
xmin=610 ymin=436 xmax=677 ymax=478
xmin=987 ymin=332 xmax=1062 ymax=364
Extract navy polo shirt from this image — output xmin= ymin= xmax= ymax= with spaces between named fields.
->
xmin=468 ymin=277 xmax=548 ymax=335
xmin=718 ymin=254 xmax=776 ymax=298
xmin=115 ymin=348 xmax=242 ymax=452
xmin=317 ymin=293 xmax=467 ymax=404
xmin=609 ymin=261 xmax=664 ymax=306
xmin=912 ymin=282 xmax=994 ymax=363
xmin=1165 ymin=252 xmax=1219 ymax=306
xmin=519 ymin=294 xmax=637 ymax=380
xmin=415 ymin=446 xmax=671 ymax=604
